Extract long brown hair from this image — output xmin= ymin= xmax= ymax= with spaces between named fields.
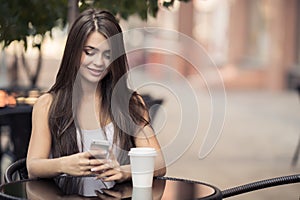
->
xmin=48 ymin=9 xmax=149 ymax=164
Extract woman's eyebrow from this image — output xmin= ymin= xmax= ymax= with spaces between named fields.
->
xmin=84 ymin=45 xmax=110 ymax=52
xmin=83 ymin=45 xmax=98 ymax=50
xmin=103 ymin=49 xmax=111 ymax=53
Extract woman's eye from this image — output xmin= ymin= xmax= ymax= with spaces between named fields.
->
xmin=103 ymin=51 xmax=111 ymax=60
xmin=83 ymin=49 xmax=96 ymax=56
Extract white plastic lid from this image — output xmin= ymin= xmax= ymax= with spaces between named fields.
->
xmin=128 ymin=147 xmax=157 ymax=157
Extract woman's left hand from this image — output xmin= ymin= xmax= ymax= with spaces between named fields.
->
xmin=89 ymin=157 xmax=126 ymax=182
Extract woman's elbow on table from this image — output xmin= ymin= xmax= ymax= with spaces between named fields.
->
xmin=26 ymin=158 xmax=62 ymax=179
xmin=26 ymin=159 xmax=39 ymax=179
xmin=155 ymin=166 xmax=167 ymax=177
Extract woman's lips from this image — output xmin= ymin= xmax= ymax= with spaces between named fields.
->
xmin=87 ymin=67 xmax=104 ymax=76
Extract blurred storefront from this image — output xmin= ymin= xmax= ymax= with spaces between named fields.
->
xmin=1 ymin=0 xmax=299 ymax=91
xmin=146 ymin=0 xmax=300 ymax=91
xmin=223 ymin=0 xmax=299 ymax=90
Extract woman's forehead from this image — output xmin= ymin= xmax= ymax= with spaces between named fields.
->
xmin=84 ymin=31 xmax=110 ymax=50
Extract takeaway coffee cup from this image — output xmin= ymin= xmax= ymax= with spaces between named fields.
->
xmin=132 ymin=186 xmax=152 ymax=200
xmin=128 ymin=147 xmax=157 ymax=188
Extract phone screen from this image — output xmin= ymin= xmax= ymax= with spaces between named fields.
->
xmin=89 ymin=140 xmax=110 ymax=159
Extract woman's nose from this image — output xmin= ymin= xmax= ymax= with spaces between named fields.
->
xmin=93 ymin=54 xmax=104 ymax=67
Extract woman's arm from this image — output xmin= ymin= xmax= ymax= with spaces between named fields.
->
xmin=27 ymin=93 xmax=61 ymax=178
xmin=26 ymin=94 xmax=93 ymax=178
xmin=134 ymin=125 xmax=167 ymax=177
xmin=133 ymin=94 xmax=166 ymax=177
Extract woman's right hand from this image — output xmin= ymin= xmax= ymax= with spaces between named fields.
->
xmin=60 ymin=151 xmax=93 ymax=176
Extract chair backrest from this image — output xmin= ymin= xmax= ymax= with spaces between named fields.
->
xmin=4 ymin=158 xmax=28 ymax=183
xmin=141 ymin=94 xmax=164 ymax=120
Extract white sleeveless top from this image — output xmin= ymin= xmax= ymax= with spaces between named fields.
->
xmin=76 ymin=122 xmax=114 ymax=152
xmin=75 ymin=122 xmax=116 ymax=190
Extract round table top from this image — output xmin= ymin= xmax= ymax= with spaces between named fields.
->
xmin=0 ymin=176 xmax=222 ymax=200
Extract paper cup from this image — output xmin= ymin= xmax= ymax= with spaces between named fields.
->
xmin=128 ymin=148 xmax=157 ymax=188
xmin=132 ymin=187 xmax=152 ymax=200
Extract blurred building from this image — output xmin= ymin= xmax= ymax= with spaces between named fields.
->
xmin=140 ymin=0 xmax=300 ymax=91
xmin=1 ymin=0 xmax=299 ymax=91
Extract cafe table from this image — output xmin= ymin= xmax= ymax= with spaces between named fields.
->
xmin=0 ymin=176 xmax=222 ymax=200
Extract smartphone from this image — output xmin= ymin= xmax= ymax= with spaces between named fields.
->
xmin=89 ymin=140 xmax=110 ymax=159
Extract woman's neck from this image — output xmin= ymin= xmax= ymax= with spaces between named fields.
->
xmin=76 ymin=79 xmax=102 ymax=130
xmin=80 ymin=78 xmax=102 ymax=99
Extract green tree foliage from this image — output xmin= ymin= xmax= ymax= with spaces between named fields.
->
xmin=80 ymin=0 xmax=158 ymax=21
xmin=0 ymin=0 xmax=190 ymax=47
xmin=0 ymin=0 xmax=68 ymax=49
xmin=0 ymin=0 xmax=190 ymax=88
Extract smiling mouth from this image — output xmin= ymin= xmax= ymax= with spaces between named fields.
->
xmin=87 ymin=67 xmax=105 ymax=76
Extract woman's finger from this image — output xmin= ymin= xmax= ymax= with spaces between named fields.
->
xmin=106 ymin=159 xmax=119 ymax=168
xmin=90 ymin=160 xmax=116 ymax=172
xmin=83 ymin=170 xmax=94 ymax=176
xmin=82 ymin=151 xmax=93 ymax=158
xmin=97 ymin=168 xmax=121 ymax=180
xmin=81 ymin=165 xmax=93 ymax=171
xmin=90 ymin=164 xmax=109 ymax=172
xmin=90 ymin=158 xmax=120 ymax=174
xmin=100 ymin=169 xmax=117 ymax=177
xmin=78 ymin=158 xmax=92 ymax=166
xmin=89 ymin=158 xmax=106 ymax=166
xmin=102 ymin=173 xmax=122 ymax=182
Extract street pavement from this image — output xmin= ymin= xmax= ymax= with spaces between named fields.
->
xmin=153 ymin=87 xmax=300 ymax=200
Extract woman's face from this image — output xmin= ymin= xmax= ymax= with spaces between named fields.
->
xmin=79 ymin=31 xmax=111 ymax=83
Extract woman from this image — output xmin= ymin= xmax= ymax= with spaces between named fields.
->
xmin=27 ymin=9 xmax=166 ymax=183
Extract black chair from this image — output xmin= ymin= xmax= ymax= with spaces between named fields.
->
xmin=1 ymin=105 xmax=32 ymax=153
xmin=221 ymin=174 xmax=300 ymax=198
xmin=4 ymin=158 xmax=28 ymax=183
xmin=141 ymin=94 xmax=164 ymax=121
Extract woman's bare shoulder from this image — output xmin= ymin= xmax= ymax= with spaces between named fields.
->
xmin=33 ymin=93 xmax=53 ymax=111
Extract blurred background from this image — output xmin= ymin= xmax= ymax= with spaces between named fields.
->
xmin=1 ymin=0 xmax=300 ymax=90
xmin=0 ymin=0 xmax=300 ymax=199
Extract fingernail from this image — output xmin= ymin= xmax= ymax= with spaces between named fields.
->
xmin=91 ymin=168 xmax=96 ymax=172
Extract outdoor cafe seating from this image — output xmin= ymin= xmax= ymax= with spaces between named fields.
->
xmin=0 ymin=88 xmax=299 ymax=199
xmin=0 ymin=89 xmax=38 ymax=181
xmin=0 ymin=89 xmax=163 ymax=182
xmin=1 ymin=156 xmax=300 ymax=199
